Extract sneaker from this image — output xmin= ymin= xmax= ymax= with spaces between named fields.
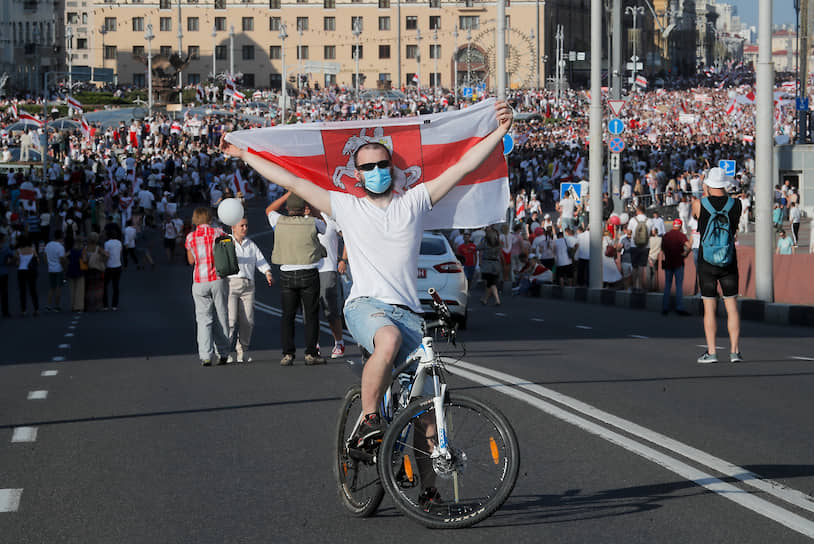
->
xmin=730 ymin=352 xmax=743 ymax=363
xmin=216 ymin=355 xmax=228 ymax=366
xmin=418 ymin=487 xmax=443 ymax=510
xmin=351 ymin=413 xmax=385 ymax=448
xmin=697 ymin=352 xmax=718 ymax=364
xmin=226 ymin=354 xmax=236 ymax=364
xmin=240 ymin=353 xmax=253 ymax=363
xmin=305 ymin=354 xmax=327 ymax=365
xmin=201 ymin=359 xmax=212 ymax=367
xmin=331 ymin=344 xmax=345 ymax=359
xmin=280 ymin=354 xmax=295 ymax=366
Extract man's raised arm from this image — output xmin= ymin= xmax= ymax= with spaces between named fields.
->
xmin=424 ymin=101 xmax=513 ymax=206
xmin=221 ymin=142 xmax=332 ymax=216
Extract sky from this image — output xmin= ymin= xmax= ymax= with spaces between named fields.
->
xmin=727 ymin=1 xmax=796 ymax=28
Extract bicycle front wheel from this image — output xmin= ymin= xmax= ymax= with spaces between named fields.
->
xmin=378 ymin=393 xmax=520 ymax=529
xmin=333 ymin=386 xmax=384 ymax=517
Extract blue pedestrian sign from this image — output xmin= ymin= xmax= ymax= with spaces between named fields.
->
xmin=608 ymin=118 xmax=625 ymax=135
xmin=560 ymin=182 xmax=582 ymax=204
xmin=462 ymin=87 xmax=473 ymax=98
xmin=609 ymin=137 xmax=625 ymax=153
xmin=502 ymin=134 xmax=514 ymax=155
xmin=797 ymin=97 xmax=809 ymax=111
xmin=718 ymin=160 xmax=736 ymax=176
xmin=476 ymin=82 xmax=486 ymax=92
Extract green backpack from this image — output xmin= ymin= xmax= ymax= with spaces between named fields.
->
xmin=213 ymin=234 xmax=239 ymax=277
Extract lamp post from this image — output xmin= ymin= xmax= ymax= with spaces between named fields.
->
xmin=625 ymin=5 xmax=645 ymax=93
xmin=466 ymin=25 xmax=472 ymax=88
xmin=297 ymin=23 xmax=303 ymax=93
xmin=145 ymin=21 xmax=155 ymax=117
xmin=352 ymin=18 xmax=361 ymax=96
xmin=66 ymin=27 xmax=73 ymax=90
xmin=279 ymin=23 xmax=288 ymax=123
xmin=177 ymin=0 xmax=184 ymax=107
xmin=453 ymin=24 xmax=458 ymax=103
xmin=229 ymin=25 xmax=235 ymax=77
xmin=433 ymin=29 xmax=438 ymax=94
xmin=416 ymin=28 xmax=422 ymax=92
xmin=99 ymin=26 xmax=107 ymax=70
xmin=530 ymin=29 xmax=535 ymax=89
xmin=211 ymin=25 xmax=217 ymax=81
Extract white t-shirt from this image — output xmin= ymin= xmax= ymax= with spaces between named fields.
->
xmin=138 ymin=189 xmax=155 ymax=209
xmin=553 ymin=237 xmax=572 ymax=266
xmin=576 ymin=230 xmax=590 ymax=260
xmin=44 ymin=240 xmax=65 ymax=273
xmin=628 ymin=214 xmax=649 ymax=248
xmin=330 ymin=184 xmax=432 ymax=312
xmin=124 ymin=226 xmax=137 ymax=248
xmin=317 ymin=213 xmax=341 ymax=273
xmin=104 ymin=239 xmax=123 ymax=268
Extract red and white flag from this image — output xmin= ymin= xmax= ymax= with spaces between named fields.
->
xmin=19 ymin=112 xmax=43 ymax=126
xmin=252 ymin=90 xmax=263 ymax=101
xmin=572 ymin=154 xmax=585 ymax=180
xmin=724 ymin=97 xmax=738 ymax=116
xmin=80 ymin=116 xmax=91 ymax=140
xmin=635 ymin=75 xmax=648 ymax=88
xmin=232 ymin=90 xmax=246 ymax=102
xmin=67 ymin=96 xmax=83 ymax=113
xmin=225 ymin=98 xmax=509 ymax=229
xmin=230 ymin=170 xmax=254 ymax=200
xmin=196 ymin=85 xmax=206 ymax=102
xmin=742 ymin=134 xmax=754 ymax=143
xmin=8 ymin=103 xmax=18 ymax=118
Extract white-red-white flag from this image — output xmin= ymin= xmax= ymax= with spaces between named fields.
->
xmin=225 ymin=98 xmax=509 ymax=229
xmin=19 ymin=112 xmax=43 ymax=126
xmin=252 ymin=90 xmax=263 ymax=101
xmin=232 ymin=90 xmax=246 ymax=102
xmin=8 ymin=104 xmax=18 ymax=118
xmin=196 ymin=85 xmax=206 ymax=102
xmin=67 ymin=96 xmax=83 ymax=113
xmin=725 ymin=97 xmax=738 ymax=116
xmin=230 ymin=170 xmax=254 ymax=200
xmin=80 ymin=116 xmax=91 ymax=140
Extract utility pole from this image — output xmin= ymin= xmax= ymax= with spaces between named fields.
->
xmin=433 ymin=28 xmax=438 ymax=93
xmin=755 ymin=0 xmax=774 ymax=301
xmin=211 ymin=25 xmax=217 ymax=81
xmin=177 ymin=0 xmax=183 ymax=107
xmin=497 ymin=0 xmax=505 ymax=98
xmin=66 ymin=27 xmax=73 ymax=90
xmin=353 ymin=18 xmax=361 ymax=96
xmin=589 ymin=0 xmax=604 ymax=289
xmin=555 ymin=25 xmax=563 ymax=104
xmin=626 ymin=6 xmax=645 ymax=93
xmin=145 ymin=20 xmax=154 ymax=117
xmin=416 ymin=28 xmax=422 ymax=92
xmin=279 ymin=23 xmax=288 ymax=123
xmin=798 ymin=0 xmax=809 ymax=142
xmin=297 ymin=23 xmax=303 ymax=93
xmin=453 ymin=24 xmax=459 ymax=102
xmin=611 ymin=0 xmax=623 ymax=208
xmin=99 ymin=26 xmax=107 ymax=70
xmin=397 ymin=0 xmax=402 ymax=89
xmin=229 ymin=25 xmax=235 ymax=77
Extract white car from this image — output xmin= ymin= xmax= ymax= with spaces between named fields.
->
xmin=416 ymin=232 xmax=469 ymax=329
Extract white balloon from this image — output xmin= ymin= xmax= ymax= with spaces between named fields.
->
xmin=218 ymin=198 xmax=244 ymax=226
xmin=619 ymin=212 xmax=630 ymax=224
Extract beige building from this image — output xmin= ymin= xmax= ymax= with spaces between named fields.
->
xmin=87 ymin=0 xmax=566 ymax=93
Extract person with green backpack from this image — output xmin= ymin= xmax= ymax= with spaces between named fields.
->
xmin=626 ymin=204 xmax=650 ymax=292
xmin=691 ymin=167 xmax=742 ymax=365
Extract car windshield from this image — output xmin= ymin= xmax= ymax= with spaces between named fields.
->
xmin=420 ymin=237 xmax=448 ymax=256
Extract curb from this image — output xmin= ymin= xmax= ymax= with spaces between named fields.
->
xmin=535 ymin=285 xmax=814 ymax=328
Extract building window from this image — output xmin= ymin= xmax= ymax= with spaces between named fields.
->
xmin=242 ymin=17 xmax=254 ymax=31
xmin=459 ymin=16 xmax=479 ymax=30
xmin=188 ymin=17 xmax=199 ymax=32
xmin=269 ymin=45 xmax=281 ymax=59
xmin=132 ymin=17 xmax=144 ymax=32
xmin=104 ymin=17 xmax=117 ymax=32
xmin=132 ymin=45 xmax=145 ymax=57
xmin=379 ymin=45 xmax=390 ymax=59
xmin=216 ymin=45 xmax=227 ymax=60
xmin=160 ymin=18 xmax=172 ymax=32
xmin=297 ymin=17 xmax=309 ymax=31
xmin=242 ymin=73 xmax=255 ymax=86
xmin=77 ymin=38 xmax=87 ymax=50
xmin=351 ymin=17 xmax=363 ymax=32
xmin=188 ymin=73 xmax=201 ymax=85
xmin=214 ymin=0 xmax=226 ymax=8
xmin=160 ymin=45 xmax=172 ymax=57
xmin=429 ymin=73 xmax=441 ymax=86
xmin=379 ymin=17 xmax=390 ymax=31
xmin=429 ymin=0 xmax=440 ymax=7
xmin=405 ymin=16 xmax=417 ymax=30
xmin=268 ymin=0 xmax=280 ymax=8
xmin=379 ymin=0 xmax=389 ymax=7
xmin=188 ymin=45 xmax=200 ymax=59
xmin=379 ymin=73 xmax=391 ymax=83
xmin=406 ymin=72 xmax=417 ymax=85
xmin=324 ymin=0 xmax=335 ymax=7
xmin=324 ymin=45 xmax=336 ymax=59
xmin=269 ymin=17 xmax=281 ymax=31
xmin=406 ymin=44 xmax=418 ymax=59
xmin=352 ymin=45 xmax=363 ymax=59
xmin=429 ymin=44 xmax=440 ymax=59
xmin=429 ymin=16 xmax=441 ymax=30
xmin=133 ymin=73 xmax=145 ymax=87
xmin=160 ymin=0 xmax=171 ymax=8
xmin=82 ymin=13 xmax=88 ymax=24
xmin=215 ymin=17 xmax=226 ymax=31
xmin=67 ymin=13 xmax=79 ymax=24
xmin=324 ymin=17 xmax=335 ymax=31
xmin=297 ymin=45 xmax=309 ymax=59
xmin=104 ymin=45 xmax=117 ymax=59
xmin=242 ymin=45 xmax=255 ymax=59
xmin=270 ymin=73 xmax=281 ymax=91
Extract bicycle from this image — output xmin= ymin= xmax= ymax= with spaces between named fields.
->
xmin=334 ymin=288 xmax=520 ymax=529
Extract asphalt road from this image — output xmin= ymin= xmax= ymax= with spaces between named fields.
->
xmin=1 ymin=206 xmax=813 ymax=543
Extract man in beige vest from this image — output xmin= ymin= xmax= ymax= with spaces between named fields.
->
xmin=266 ymin=192 xmax=327 ymax=366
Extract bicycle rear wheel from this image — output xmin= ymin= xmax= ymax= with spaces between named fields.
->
xmin=378 ymin=393 xmax=519 ymax=529
xmin=334 ymin=386 xmax=384 ymax=517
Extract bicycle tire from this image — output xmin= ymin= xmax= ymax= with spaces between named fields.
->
xmin=333 ymin=386 xmax=384 ymax=517
xmin=378 ymin=393 xmax=519 ymax=529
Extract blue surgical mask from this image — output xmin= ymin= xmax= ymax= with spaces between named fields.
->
xmin=363 ymin=166 xmax=392 ymax=194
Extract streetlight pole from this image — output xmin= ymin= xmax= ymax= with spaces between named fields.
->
xmin=466 ymin=25 xmax=472 ymax=88
xmin=433 ymin=29 xmax=438 ymax=94
xmin=297 ymin=24 xmax=303 ymax=94
xmin=352 ymin=18 xmax=361 ymax=97
xmin=99 ymin=26 xmax=107 ymax=70
xmin=229 ymin=25 xmax=235 ymax=77
xmin=625 ymin=6 xmax=645 ymax=93
xmin=279 ymin=23 xmax=288 ymax=123
xmin=416 ymin=28 xmax=422 ymax=92
xmin=211 ymin=25 xmax=217 ymax=81
xmin=177 ymin=0 xmax=183 ymax=107
xmin=66 ymin=27 xmax=73 ymax=90
xmin=453 ymin=24 xmax=458 ymax=103
xmin=145 ymin=21 xmax=154 ymax=117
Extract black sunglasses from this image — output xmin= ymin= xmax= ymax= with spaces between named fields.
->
xmin=357 ymin=160 xmax=391 ymax=171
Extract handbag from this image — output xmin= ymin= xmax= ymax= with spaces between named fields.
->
xmin=88 ymin=248 xmax=106 ymax=272
xmin=604 ymin=244 xmax=617 ymax=259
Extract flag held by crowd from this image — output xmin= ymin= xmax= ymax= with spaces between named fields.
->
xmin=19 ymin=112 xmax=43 ymax=127
xmin=225 ymin=97 xmax=509 ymax=229
xmin=67 ymin=96 xmax=83 ymax=114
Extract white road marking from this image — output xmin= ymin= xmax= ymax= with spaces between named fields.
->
xmin=68 ymin=325 xmax=76 ymax=330
xmin=57 ymin=344 xmax=70 ymax=349
xmin=531 ymin=318 xmax=545 ymax=322
xmin=791 ymin=356 xmax=814 ymax=361
xmin=696 ymin=344 xmax=726 ymax=350
xmin=64 ymin=333 xmax=74 ymax=338
xmin=51 ymin=356 xmax=65 ymax=362
xmin=41 ymin=370 xmax=58 ymax=377
xmin=576 ymin=325 xmax=592 ymax=329
xmin=254 ymin=301 xmax=346 ymax=340
xmin=27 ymin=390 xmax=47 ymax=400
xmin=11 ymin=427 xmax=37 ymax=443
xmin=444 ymin=359 xmax=814 ymax=537
xmin=628 ymin=334 xmax=649 ymax=339
xmin=495 ymin=312 xmax=506 ymax=317
xmin=0 ymin=489 xmax=22 ymax=512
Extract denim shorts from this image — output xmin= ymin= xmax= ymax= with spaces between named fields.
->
xmin=343 ymin=296 xmax=425 ymax=368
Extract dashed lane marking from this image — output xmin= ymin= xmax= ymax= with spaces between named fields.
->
xmin=57 ymin=344 xmax=70 ymax=349
xmin=64 ymin=333 xmax=74 ymax=338
xmin=495 ymin=312 xmax=506 ymax=317
xmin=531 ymin=318 xmax=544 ymax=322
xmin=68 ymin=325 xmax=76 ymax=330
xmin=11 ymin=427 xmax=37 ymax=443
xmin=576 ymin=325 xmax=592 ymax=330
xmin=27 ymin=391 xmax=48 ymax=400
xmin=791 ymin=356 xmax=814 ymax=361
xmin=0 ymin=489 xmax=22 ymax=513
xmin=51 ymin=357 xmax=65 ymax=362
xmin=40 ymin=370 xmax=58 ymax=377
xmin=629 ymin=334 xmax=649 ymax=339
xmin=696 ymin=344 xmax=726 ymax=350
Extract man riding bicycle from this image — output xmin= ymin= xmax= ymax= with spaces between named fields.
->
xmin=222 ymin=101 xmax=513 ymax=444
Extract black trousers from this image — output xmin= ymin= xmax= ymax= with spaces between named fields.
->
xmin=0 ymin=274 xmax=9 ymax=316
xmin=279 ymin=268 xmax=320 ymax=356
xmin=17 ymin=269 xmax=38 ymax=312
xmin=103 ymin=266 xmax=122 ymax=308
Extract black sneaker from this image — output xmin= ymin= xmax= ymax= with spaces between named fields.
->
xmin=352 ymin=413 xmax=385 ymax=448
xmin=418 ymin=487 xmax=443 ymax=510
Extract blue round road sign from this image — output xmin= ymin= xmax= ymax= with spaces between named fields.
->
xmin=608 ymin=118 xmax=625 ymax=135
xmin=609 ymin=137 xmax=625 ymax=153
